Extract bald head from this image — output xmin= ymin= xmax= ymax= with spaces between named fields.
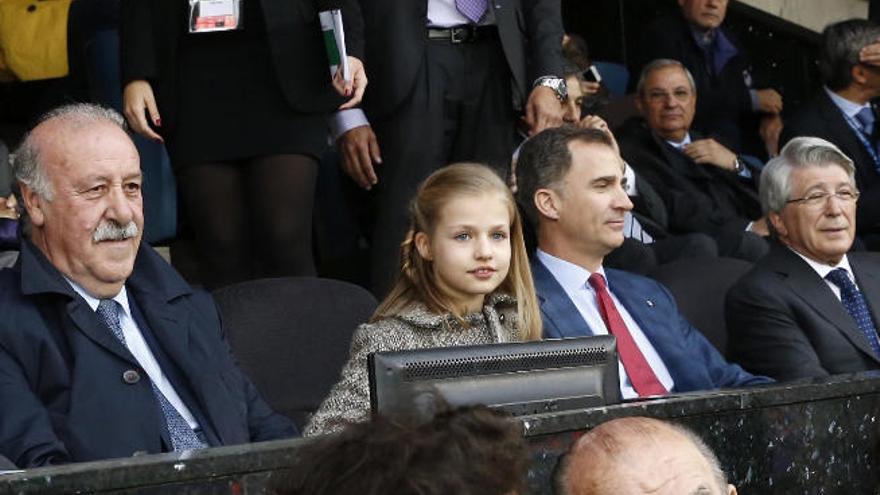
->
xmin=556 ymin=417 xmax=736 ymax=495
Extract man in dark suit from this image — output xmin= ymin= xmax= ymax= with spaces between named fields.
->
xmin=618 ymin=59 xmax=768 ymax=261
xmin=781 ymin=19 xmax=880 ymax=249
xmin=333 ymin=0 xmax=566 ymax=296
xmin=514 ymin=126 xmax=768 ymax=399
xmin=632 ymin=0 xmax=783 ymax=157
xmin=0 ymin=104 xmax=296 ymax=468
xmin=726 ymin=137 xmax=880 ymax=381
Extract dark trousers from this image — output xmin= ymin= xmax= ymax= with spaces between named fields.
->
xmin=369 ymin=33 xmax=516 ymax=298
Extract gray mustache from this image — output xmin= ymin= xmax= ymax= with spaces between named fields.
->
xmin=93 ymin=221 xmax=139 ymax=242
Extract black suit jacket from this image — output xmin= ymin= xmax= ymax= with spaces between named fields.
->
xmin=618 ymin=119 xmax=761 ymax=238
xmin=360 ymin=0 xmax=564 ymax=119
xmin=632 ymin=13 xmax=754 ymax=152
xmin=726 ymin=243 xmax=880 ymax=381
xmin=120 ymin=0 xmax=364 ymax=129
xmin=0 ymin=241 xmax=296 ymax=468
xmin=780 ymin=90 xmax=880 ymax=236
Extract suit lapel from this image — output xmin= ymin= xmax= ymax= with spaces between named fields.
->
xmin=850 ymin=254 xmax=880 ymax=364
xmin=531 ymin=259 xmax=595 ymax=339
xmin=66 ymin=298 xmax=139 ymax=365
xmin=773 ymin=247 xmax=880 ymax=362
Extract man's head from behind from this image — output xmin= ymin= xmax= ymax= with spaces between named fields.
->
xmin=760 ymin=137 xmax=857 ymax=265
xmin=678 ymin=0 xmax=728 ymax=31
xmin=272 ymin=405 xmax=529 ymax=495
xmin=820 ymin=19 xmax=880 ymax=95
xmin=13 ymin=103 xmax=143 ymax=298
xmin=515 ymin=126 xmax=632 ymax=272
xmin=636 ymin=60 xmax=697 ymax=143
xmin=556 ymin=417 xmax=737 ymax=495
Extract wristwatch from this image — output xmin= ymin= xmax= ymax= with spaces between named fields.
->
xmin=533 ymin=76 xmax=568 ymax=102
xmin=733 ymin=155 xmax=745 ymax=173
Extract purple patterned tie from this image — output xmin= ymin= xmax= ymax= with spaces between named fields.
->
xmin=456 ymin=0 xmax=487 ymax=24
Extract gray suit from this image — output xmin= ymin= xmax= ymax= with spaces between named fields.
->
xmin=725 ymin=243 xmax=880 ymax=381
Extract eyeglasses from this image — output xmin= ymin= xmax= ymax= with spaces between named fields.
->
xmin=644 ymin=89 xmax=693 ymax=103
xmin=786 ymin=189 xmax=860 ymax=207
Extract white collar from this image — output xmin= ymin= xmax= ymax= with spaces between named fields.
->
xmin=824 ymin=86 xmax=870 ymax=120
xmin=536 ymin=249 xmax=606 ymax=292
xmin=788 ymin=247 xmax=853 ymax=281
xmin=64 ymin=277 xmax=131 ymax=318
xmin=665 ymin=133 xmax=692 ymax=149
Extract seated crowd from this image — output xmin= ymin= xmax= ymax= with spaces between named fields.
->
xmin=2 ymin=0 xmax=880 ymax=492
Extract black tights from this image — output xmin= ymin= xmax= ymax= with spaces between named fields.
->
xmin=180 ymin=154 xmax=317 ymax=289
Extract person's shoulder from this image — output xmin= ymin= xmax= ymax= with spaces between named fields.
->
xmin=851 ymin=251 xmax=880 ymax=273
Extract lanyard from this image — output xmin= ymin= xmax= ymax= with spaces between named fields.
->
xmin=841 ymin=110 xmax=880 ymax=173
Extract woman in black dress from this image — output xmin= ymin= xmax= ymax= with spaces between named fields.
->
xmin=120 ymin=0 xmax=365 ymax=288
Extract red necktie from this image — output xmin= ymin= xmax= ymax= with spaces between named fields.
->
xmin=588 ymin=273 xmax=668 ymax=397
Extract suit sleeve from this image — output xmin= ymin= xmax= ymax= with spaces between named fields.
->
xmin=655 ymin=284 xmax=771 ymax=388
xmin=725 ymin=276 xmax=830 ymax=381
xmin=119 ymin=0 xmax=159 ymax=85
xmin=523 ymin=0 xmax=564 ymax=82
xmin=0 ymin=343 xmax=69 ymax=468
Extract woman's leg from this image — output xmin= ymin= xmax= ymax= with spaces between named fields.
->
xmin=178 ymin=160 xmax=252 ymax=288
xmin=247 ymin=153 xmax=318 ymax=277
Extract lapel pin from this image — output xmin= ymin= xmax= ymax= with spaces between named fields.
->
xmin=646 ymin=299 xmax=655 ymax=307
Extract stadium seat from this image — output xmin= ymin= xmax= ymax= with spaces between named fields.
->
xmin=213 ymin=277 xmax=377 ymax=429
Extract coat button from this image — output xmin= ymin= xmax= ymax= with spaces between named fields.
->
xmin=122 ymin=370 xmax=140 ymax=384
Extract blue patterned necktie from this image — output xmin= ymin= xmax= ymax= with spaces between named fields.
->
xmin=856 ymin=107 xmax=875 ymax=137
xmin=96 ymin=299 xmax=208 ymax=452
xmin=825 ymin=268 xmax=880 ymax=359
xmin=455 ymin=0 xmax=487 ymax=23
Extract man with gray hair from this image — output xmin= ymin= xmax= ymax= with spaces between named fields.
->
xmin=554 ymin=416 xmax=737 ymax=495
xmin=726 ymin=136 xmax=880 ymax=381
xmin=781 ymin=19 xmax=880 ymax=249
xmin=0 ymin=103 xmax=296 ymax=468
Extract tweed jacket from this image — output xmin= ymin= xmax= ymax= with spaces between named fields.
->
xmin=304 ymin=293 xmax=520 ymax=436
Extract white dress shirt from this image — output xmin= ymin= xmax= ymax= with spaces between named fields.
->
xmin=66 ymin=280 xmax=200 ymax=429
xmin=789 ymin=249 xmax=859 ymax=301
xmin=536 ymin=250 xmax=675 ymax=398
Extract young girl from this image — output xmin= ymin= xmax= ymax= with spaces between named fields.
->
xmin=304 ymin=163 xmax=541 ymax=436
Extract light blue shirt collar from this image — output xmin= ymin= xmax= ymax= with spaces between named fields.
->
xmin=536 ymin=249 xmax=606 ymax=293
xmin=64 ymin=277 xmax=131 ymax=319
xmin=825 ymin=86 xmax=870 ymax=120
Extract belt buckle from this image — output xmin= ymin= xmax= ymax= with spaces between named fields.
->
xmin=450 ymin=27 xmax=468 ymax=43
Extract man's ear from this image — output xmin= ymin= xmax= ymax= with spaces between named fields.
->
xmin=768 ymin=211 xmax=786 ymax=238
xmin=534 ymin=188 xmax=561 ymax=221
xmin=728 ymin=484 xmax=738 ymax=495
xmin=634 ymin=95 xmax=644 ymax=115
xmin=19 ymin=183 xmax=45 ymax=227
xmin=414 ymin=231 xmax=433 ymax=261
xmin=852 ymin=64 xmax=870 ymax=86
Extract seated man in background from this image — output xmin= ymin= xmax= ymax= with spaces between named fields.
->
xmin=618 ymin=59 xmax=768 ymax=262
xmin=555 ymin=416 xmax=737 ymax=495
xmin=515 ymin=126 xmax=769 ymax=399
xmin=781 ymin=19 xmax=880 ymax=249
xmin=0 ymin=103 xmax=296 ymax=468
xmin=0 ymin=141 xmax=18 ymax=268
xmin=632 ymin=0 xmax=782 ymax=158
xmin=726 ymin=137 xmax=880 ymax=381
xmin=271 ymin=405 xmax=529 ymax=495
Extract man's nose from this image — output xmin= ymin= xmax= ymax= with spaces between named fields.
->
xmin=105 ymin=184 xmax=135 ymax=223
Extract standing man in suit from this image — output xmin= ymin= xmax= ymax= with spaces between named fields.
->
xmin=334 ymin=0 xmax=565 ymax=296
xmin=514 ymin=126 xmax=769 ymax=398
xmin=632 ymin=0 xmax=783 ymax=157
xmin=726 ymin=137 xmax=880 ymax=381
xmin=0 ymin=104 xmax=296 ymax=468
xmin=781 ymin=20 xmax=880 ymax=249
xmin=618 ymin=59 xmax=768 ymax=261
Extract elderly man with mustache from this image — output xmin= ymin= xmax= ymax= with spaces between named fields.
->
xmin=0 ymin=103 xmax=296 ymax=469
xmin=726 ymin=137 xmax=880 ymax=381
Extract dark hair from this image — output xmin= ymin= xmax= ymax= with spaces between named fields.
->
xmin=562 ymin=33 xmax=591 ymax=71
xmin=271 ymin=406 xmax=530 ymax=495
xmin=820 ymin=19 xmax=880 ymax=91
xmin=514 ymin=126 xmax=614 ymax=230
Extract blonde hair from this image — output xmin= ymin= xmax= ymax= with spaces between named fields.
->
xmin=373 ymin=163 xmax=542 ymax=341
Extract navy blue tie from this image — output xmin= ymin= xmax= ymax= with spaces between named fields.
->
xmin=825 ymin=268 xmax=880 ymax=359
xmin=96 ymin=299 xmax=208 ymax=452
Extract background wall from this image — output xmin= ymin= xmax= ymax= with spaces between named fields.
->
xmin=741 ymin=0 xmax=868 ymax=33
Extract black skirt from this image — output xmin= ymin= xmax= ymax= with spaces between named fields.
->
xmin=169 ymin=1 xmax=328 ymax=168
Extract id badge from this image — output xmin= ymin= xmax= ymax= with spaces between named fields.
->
xmin=189 ymin=0 xmax=243 ymax=33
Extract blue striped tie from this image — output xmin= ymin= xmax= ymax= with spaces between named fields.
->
xmin=825 ymin=268 xmax=880 ymax=359
xmin=96 ymin=300 xmax=208 ymax=452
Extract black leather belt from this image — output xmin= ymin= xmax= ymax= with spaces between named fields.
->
xmin=426 ymin=25 xmax=498 ymax=43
